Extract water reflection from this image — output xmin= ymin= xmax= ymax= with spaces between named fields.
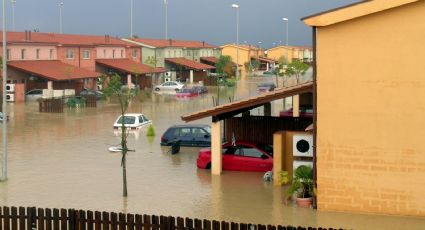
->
xmin=0 ymin=77 xmax=424 ymax=229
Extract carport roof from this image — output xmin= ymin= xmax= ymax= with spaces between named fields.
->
xmin=252 ymin=57 xmax=276 ymax=63
xmin=165 ymin=58 xmax=216 ymax=71
xmin=96 ymin=59 xmax=165 ymax=74
xmin=181 ymin=81 xmax=313 ymax=122
xmin=7 ymin=60 xmax=101 ymax=81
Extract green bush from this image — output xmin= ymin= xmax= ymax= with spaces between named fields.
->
xmin=146 ymin=124 xmax=155 ymax=136
xmin=67 ymin=96 xmax=86 ymax=108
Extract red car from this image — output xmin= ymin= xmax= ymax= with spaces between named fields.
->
xmin=196 ymin=141 xmax=273 ymax=172
xmin=176 ymin=88 xmax=198 ymax=98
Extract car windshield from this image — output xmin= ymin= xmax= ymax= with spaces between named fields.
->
xmin=256 ymin=143 xmax=273 ymax=156
xmin=117 ymin=116 xmax=136 ymax=125
xmin=203 ymin=127 xmax=211 ymax=133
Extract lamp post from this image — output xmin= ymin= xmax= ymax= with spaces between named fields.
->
xmin=2 ymin=0 xmax=8 ymax=181
xmin=282 ymin=18 xmax=289 ymax=60
xmin=231 ymin=4 xmax=239 ymax=79
xmin=130 ymin=0 xmax=133 ymax=38
xmin=59 ymin=2 xmax=64 ymax=34
xmin=11 ymin=0 xmax=16 ymax=31
xmin=164 ymin=0 xmax=168 ymax=40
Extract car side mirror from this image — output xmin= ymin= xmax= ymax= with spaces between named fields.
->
xmin=261 ymin=154 xmax=269 ymax=160
xmin=204 ymin=134 xmax=210 ymax=139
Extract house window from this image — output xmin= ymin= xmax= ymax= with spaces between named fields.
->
xmin=66 ymin=49 xmax=74 ymax=59
xmin=112 ymin=50 xmax=116 ymax=58
xmin=103 ymin=49 xmax=106 ymax=57
xmin=167 ymin=50 xmax=171 ymax=57
xmin=6 ymin=49 xmax=10 ymax=60
xmin=132 ymin=49 xmax=138 ymax=58
xmin=21 ymin=49 xmax=26 ymax=59
xmin=121 ymin=50 xmax=124 ymax=58
xmin=173 ymin=50 xmax=176 ymax=57
xmin=178 ymin=51 xmax=181 ymax=57
xmin=83 ymin=50 xmax=90 ymax=59
xmin=36 ymin=49 xmax=40 ymax=59
xmin=49 ymin=49 xmax=54 ymax=59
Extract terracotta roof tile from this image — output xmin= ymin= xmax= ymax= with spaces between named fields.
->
xmin=200 ymin=56 xmax=219 ymax=64
xmin=132 ymin=38 xmax=217 ymax=49
xmin=181 ymin=82 xmax=313 ymax=122
xmin=8 ymin=60 xmax=101 ymax=81
xmin=96 ymin=59 xmax=165 ymax=74
xmin=0 ymin=31 xmax=137 ymax=47
xmin=165 ymin=58 xmax=215 ymax=71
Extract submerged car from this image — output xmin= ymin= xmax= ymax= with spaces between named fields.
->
xmin=25 ymin=89 xmax=43 ymax=101
xmin=154 ymin=81 xmax=184 ymax=92
xmin=161 ymin=124 xmax=211 ymax=147
xmin=79 ymin=89 xmax=104 ymax=100
xmin=196 ymin=140 xmax=273 ymax=172
xmin=192 ymin=86 xmax=208 ymax=94
xmin=113 ymin=113 xmax=152 ymax=129
xmin=257 ymin=83 xmax=276 ymax=92
xmin=176 ymin=88 xmax=198 ymax=98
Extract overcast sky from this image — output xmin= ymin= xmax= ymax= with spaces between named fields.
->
xmin=5 ymin=0 xmax=359 ymax=48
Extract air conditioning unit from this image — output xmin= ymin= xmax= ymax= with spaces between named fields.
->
xmin=164 ymin=77 xmax=171 ymax=82
xmin=6 ymin=93 xmax=15 ymax=102
xmin=6 ymin=84 xmax=15 ymax=93
xmin=293 ymin=133 xmax=313 ymax=157
xmin=165 ymin=71 xmax=172 ymax=77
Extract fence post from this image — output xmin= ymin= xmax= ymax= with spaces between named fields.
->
xmin=11 ymin=206 xmax=18 ymax=230
xmin=19 ymin=207 xmax=26 ymax=230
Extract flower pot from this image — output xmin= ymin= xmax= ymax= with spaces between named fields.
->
xmin=296 ymin=197 xmax=313 ymax=208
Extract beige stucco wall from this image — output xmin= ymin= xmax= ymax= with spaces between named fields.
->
xmin=316 ymin=1 xmax=425 ymax=216
xmin=221 ymin=46 xmax=250 ymax=74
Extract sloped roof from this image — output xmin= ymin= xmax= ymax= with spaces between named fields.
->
xmin=165 ymin=58 xmax=215 ymax=70
xmin=8 ymin=60 xmax=101 ymax=81
xmin=252 ymin=56 xmax=276 ymax=63
xmin=0 ymin=31 xmax=137 ymax=47
xmin=303 ymin=0 xmax=420 ymax=26
xmin=96 ymin=59 xmax=165 ymax=74
xmin=129 ymin=38 xmax=217 ymax=49
xmin=182 ymin=81 xmax=313 ymax=122
xmin=200 ymin=56 xmax=219 ymax=64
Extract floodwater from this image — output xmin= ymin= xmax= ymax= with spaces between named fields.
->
xmin=0 ymin=76 xmax=424 ymax=230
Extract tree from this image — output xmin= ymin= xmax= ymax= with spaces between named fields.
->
xmin=244 ymin=59 xmax=260 ymax=74
xmin=273 ymin=56 xmax=288 ymax=87
xmin=285 ymin=59 xmax=309 ymax=84
xmin=215 ymin=55 xmax=234 ymax=78
xmin=102 ymin=74 xmax=138 ymax=197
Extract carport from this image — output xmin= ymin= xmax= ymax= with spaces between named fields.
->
xmin=181 ymin=81 xmax=313 ymax=175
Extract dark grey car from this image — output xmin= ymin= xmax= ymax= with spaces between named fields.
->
xmin=161 ymin=124 xmax=211 ymax=147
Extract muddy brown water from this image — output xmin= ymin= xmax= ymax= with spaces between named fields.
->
xmin=0 ymin=78 xmax=424 ymax=229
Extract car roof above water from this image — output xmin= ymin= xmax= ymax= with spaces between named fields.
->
xmin=170 ymin=124 xmax=210 ymax=128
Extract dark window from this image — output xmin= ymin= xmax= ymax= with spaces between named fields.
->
xmin=192 ymin=128 xmax=207 ymax=138
xmin=241 ymin=146 xmax=263 ymax=158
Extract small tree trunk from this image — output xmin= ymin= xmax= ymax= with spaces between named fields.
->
xmin=122 ymin=152 xmax=128 ymax=197
xmin=275 ymin=74 xmax=279 ymax=88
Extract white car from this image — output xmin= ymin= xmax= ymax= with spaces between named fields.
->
xmin=154 ymin=81 xmax=184 ymax=92
xmin=25 ymin=89 xmax=43 ymax=101
xmin=113 ymin=113 xmax=152 ymax=129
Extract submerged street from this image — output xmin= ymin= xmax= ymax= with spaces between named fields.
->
xmin=0 ymin=77 xmax=424 ymax=229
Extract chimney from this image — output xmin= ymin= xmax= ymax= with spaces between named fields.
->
xmin=24 ymin=30 xmax=28 ymax=41
xmin=28 ymin=31 xmax=32 ymax=41
xmin=105 ymin=35 xmax=110 ymax=43
xmin=202 ymin=41 xmax=205 ymax=47
xmin=169 ymin=39 xmax=172 ymax=46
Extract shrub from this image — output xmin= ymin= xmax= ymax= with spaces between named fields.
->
xmin=146 ymin=124 xmax=155 ymax=136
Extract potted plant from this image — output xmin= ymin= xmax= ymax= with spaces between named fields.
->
xmin=286 ymin=165 xmax=315 ymax=208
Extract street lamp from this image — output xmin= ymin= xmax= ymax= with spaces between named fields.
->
xmin=2 ymin=0 xmax=8 ymax=181
xmin=164 ymin=0 xmax=168 ymax=40
xmin=231 ymin=4 xmax=239 ymax=79
xmin=59 ymin=2 xmax=64 ymax=34
xmin=11 ymin=0 xmax=16 ymax=31
xmin=130 ymin=0 xmax=133 ymax=38
xmin=282 ymin=18 xmax=289 ymax=61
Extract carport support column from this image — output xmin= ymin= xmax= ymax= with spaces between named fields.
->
xmin=189 ymin=70 xmax=194 ymax=84
xmin=264 ymin=103 xmax=271 ymax=116
xmin=293 ymin=95 xmax=300 ymax=117
xmin=47 ymin=81 xmax=53 ymax=90
xmin=211 ymin=120 xmax=222 ymax=175
xmin=127 ymin=73 xmax=132 ymax=88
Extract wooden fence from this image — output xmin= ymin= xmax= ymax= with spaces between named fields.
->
xmin=83 ymin=95 xmax=97 ymax=108
xmin=39 ymin=99 xmax=64 ymax=113
xmin=0 ymin=207 xmax=342 ymax=230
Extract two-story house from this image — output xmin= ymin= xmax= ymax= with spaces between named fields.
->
xmin=123 ymin=38 xmax=220 ymax=84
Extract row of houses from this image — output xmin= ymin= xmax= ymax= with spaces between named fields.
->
xmin=0 ymin=31 xmax=224 ymax=102
xmin=220 ymin=44 xmax=313 ymax=74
